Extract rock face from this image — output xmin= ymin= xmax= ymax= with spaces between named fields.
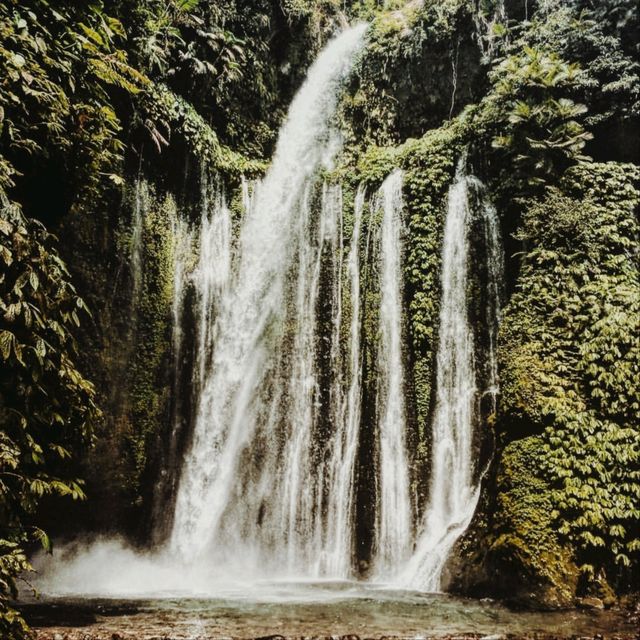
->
xmin=446 ymin=437 xmax=580 ymax=609
xmin=577 ymin=597 xmax=605 ymax=610
xmin=446 ymin=163 xmax=640 ymax=607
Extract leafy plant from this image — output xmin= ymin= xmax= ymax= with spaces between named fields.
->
xmin=0 ymin=0 xmax=148 ymax=205
xmin=498 ymin=162 xmax=640 ymax=589
xmin=482 ymin=45 xmax=592 ymax=187
xmin=0 ymin=198 xmax=99 ymax=637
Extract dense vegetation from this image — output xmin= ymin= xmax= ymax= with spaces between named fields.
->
xmin=1 ymin=0 xmax=638 ymax=635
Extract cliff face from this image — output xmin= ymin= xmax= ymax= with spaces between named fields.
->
xmin=1 ymin=0 xmax=639 ymax=622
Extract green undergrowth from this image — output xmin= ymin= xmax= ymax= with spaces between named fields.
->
xmin=124 ymin=185 xmax=177 ymax=505
xmin=0 ymin=200 xmax=98 ymax=639
xmin=490 ymin=436 xmax=580 ymax=607
xmin=340 ymin=0 xmax=486 ymax=146
xmin=494 ymin=162 xmax=640 ymax=600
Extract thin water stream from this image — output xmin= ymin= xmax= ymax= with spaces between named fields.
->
xmin=399 ymin=163 xmax=503 ymax=590
xmin=372 ymin=170 xmax=412 ymax=577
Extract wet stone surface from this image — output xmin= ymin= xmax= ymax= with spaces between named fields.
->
xmin=16 ymin=589 xmax=640 ymax=640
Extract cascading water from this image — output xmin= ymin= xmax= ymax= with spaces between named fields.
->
xmin=169 ymin=215 xmax=194 ymax=392
xmin=322 ymin=184 xmax=365 ymax=577
xmin=481 ymin=184 xmax=503 ymax=407
xmin=151 ymin=171 xmax=231 ymax=537
xmin=130 ymin=178 xmax=149 ymax=305
xmin=371 ymin=170 xmax=413 ymax=577
xmin=265 ymin=179 xmax=341 ymax=573
xmin=149 ymin=206 xmax=195 ymax=537
xmin=35 ymin=29 xmax=505 ymax=600
xmin=399 ymin=162 xmax=503 ymax=591
xmin=169 ymin=24 xmax=368 ymax=576
xmin=192 ymin=172 xmax=233 ymax=392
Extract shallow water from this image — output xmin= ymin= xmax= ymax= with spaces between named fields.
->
xmin=18 ymin=581 xmax=636 ymax=639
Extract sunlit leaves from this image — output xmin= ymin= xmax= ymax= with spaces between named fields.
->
xmin=483 ymin=46 xmax=592 ymax=189
xmin=132 ymin=0 xmax=245 ymax=93
xmin=499 ymin=162 xmax=640 ymax=582
xmin=0 ymin=0 xmax=147 ymax=199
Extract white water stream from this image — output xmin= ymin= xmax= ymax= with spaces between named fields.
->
xmin=371 ymin=170 xmax=412 ymax=577
xmin=322 ymin=184 xmax=366 ymax=577
xmin=399 ymin=163 xmax=503 ymax=590
xmin=169 ymin=24 xmax=368 ymax=578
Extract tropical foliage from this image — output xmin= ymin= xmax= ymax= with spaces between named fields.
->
xmin=0 ymin=200 xmax=98 ymax=638
xmin=496 ymin=163 xmax=640 ymax=599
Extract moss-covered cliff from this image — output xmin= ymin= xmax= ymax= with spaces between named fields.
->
xmin=335 ymin=0 xmax=638 ymax=609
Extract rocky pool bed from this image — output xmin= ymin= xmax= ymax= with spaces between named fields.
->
xmin=15 ymin=585 xmax=640 ymax=640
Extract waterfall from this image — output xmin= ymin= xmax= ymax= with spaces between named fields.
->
xmin=152 ymin=172 xmax=229 ymax=536
xmin=399 ymin=162 xmax=503 ymax=591
xmin=160 ymin=208 xmax=195 ymax=501
xmin=130 ymin=178 xmax=149 ymax=304
xmin=169 ymin=24 xmax=368 ymax=572
xmin=240 ymin=176 xmax=255 ymax=216
xmin=193 ymin=171 xmax=233 ymax=391
xmin=34 ymin=23 xmax=513 ymax=598
xmin=481 ymin=187 xmax=503 ymax=409
xmin=269 ymin=179 xmax=340 ymax=573
xmin=323 ymin=184 xmax=365 ymax=576
xmin=169 ymin=216 xmax=194 ymax=389
xmin=371 ymin=170 xmax=413 ymax=577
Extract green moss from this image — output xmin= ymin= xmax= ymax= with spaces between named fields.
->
xmin=339 ymin=0 xmax=484 ymax=147
xmin=400 ymin=129 xmax=457 ymax=468
xmin=125 ymin=187 xmax=181 ymax=504
xmin=488 ymin=436 xmax=579 ymax=607
xmin=497 ymin=161 xmax=640 ymax=593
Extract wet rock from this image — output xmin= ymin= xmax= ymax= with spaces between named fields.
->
xmin=577 ymin=596 xmax=605 ymax=610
